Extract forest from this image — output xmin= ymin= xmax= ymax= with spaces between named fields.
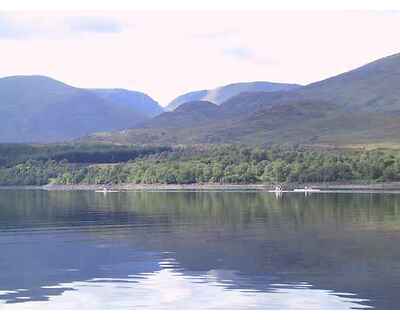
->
xmin=0 ymin=143 xmax=400 ymax=186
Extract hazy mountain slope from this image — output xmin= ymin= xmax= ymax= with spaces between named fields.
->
xmin=142 ymin=101 xmax=219 ymax=129
xmin=165 ymin=90 xmax=208 ymax=111
xmin=85 ymin=52 xmax=400 ymax=147
xmin=304 ymin=54 xmax=400 ymax=111
xmin=165 ymin=81 xmax=301 ymax=111
xmin=0 ymin=76 xmax=163 ymax=143
xmin=215 ymin=52 xmax=400 ymax=144
xmin=92 ymin=89 xmax=163 ymax=117
xmin=204 ymin=81 xmax=301 ymax=105
xmin=221 ymin=52 xmax=400 ymax=115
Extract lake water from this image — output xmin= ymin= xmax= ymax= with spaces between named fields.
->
xmin=1 ymin=190 xmax=400 ymax=309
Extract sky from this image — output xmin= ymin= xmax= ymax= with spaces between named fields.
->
xmin=0 ymin=11 xmax=400 ymax=105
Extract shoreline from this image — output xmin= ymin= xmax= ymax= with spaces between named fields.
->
xmin=2 ymin=182 xmax=400 ymax=191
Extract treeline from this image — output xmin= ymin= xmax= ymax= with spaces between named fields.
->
xmin=0 ymin=160 xmax=70 ymax=186
xmin=0 ymin=143 xmax=171 ymax=166
xmin=1 ymin=144 xmax=400 ymax=186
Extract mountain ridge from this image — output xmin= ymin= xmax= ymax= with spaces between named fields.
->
xmin=165 ymin=81 xmax=301 ymax=111
xmin=86 ymin=52 xmax=400 ymax=147
xmin=0 ymin=75 xmax=163 ymax=143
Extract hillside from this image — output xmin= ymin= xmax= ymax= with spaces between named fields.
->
xmin=86 ymin=52 xmax=400 ymax=147
xmin=142 ymin=101 xmax=219 ymax=129
xmin=165 ymin=81 xmax=301 ymax=111
xmin=0 ymin=76 xmax=162 ymax=143
xmin=165 ymin=89 xmax=209 ymax=111
xmin=92 ymin=89 xmax=163 ymax=117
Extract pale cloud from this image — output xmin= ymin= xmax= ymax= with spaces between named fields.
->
xmin=223 ymin=46 xmax=253 ymax=59
xmin=0 ymin=11 xmax=399 ymax=105
xmin=0 ymin=14 xmax=31 ymax=39
xmin=223 ymin=46 xmax=277 ymax=65
xmin=64 ymin=16 xmax=124 ymax=34
xmin=192 ymin=29 xmax=239 ymax=40
xmin=0 ymin=13 xmax=126 ymax=39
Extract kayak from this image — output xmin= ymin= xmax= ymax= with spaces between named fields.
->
xmin=95 ymin=189 xmax=120 ymax=193
xmin=293 ymin=188 xmax=321 ymax=192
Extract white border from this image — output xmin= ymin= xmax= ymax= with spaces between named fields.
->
xmin=0 ymin=0 xmax=400 ymax=11
xmin=2 ymin=310 xmax=400 ymax=319
xmin=1 ymin=1 xmax=400 ymax=318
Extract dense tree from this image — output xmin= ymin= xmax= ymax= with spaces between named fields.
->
xmin=2 ymin=143 xmax=400 ymax=186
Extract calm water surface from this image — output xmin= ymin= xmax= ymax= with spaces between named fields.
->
xmin=1 ymin=190 xmax=400 ymax=309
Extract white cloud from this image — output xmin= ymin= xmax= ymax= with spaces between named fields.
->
xmin=0 ymin=14 xmax=32 ymax=38
xmin=0 ymin=12 xmax=126 ymax=39
xmin=223 ymin=47 xmax=254 ymax=60
xmin=64 ymin=16 xmax=124 ymax=33
xmin=191 ymin=29 xmax=239 ymax=40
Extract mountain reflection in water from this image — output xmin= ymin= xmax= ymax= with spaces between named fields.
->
xmin=1 ymin=190 xmax=400 ymax=309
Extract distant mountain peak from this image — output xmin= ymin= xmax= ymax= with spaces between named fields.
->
xmin=165 ymin=81 xmax=301 ymax=111
xmin=0 ymin=76 xmax=163 ymax=143
xmin=93 ymin=88 xmax=163 ymax=118
xmin=86 ymin=52 xmax=400 ymax=147
xmin=2 ymin=74 xmax=63 ymax=81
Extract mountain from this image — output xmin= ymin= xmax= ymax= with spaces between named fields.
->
xmin=165 ymin=90 xmax=209 ymax=111
xmin=165 ymin=81 xmax=301 ymax=111
xmin=92 ymin=89 xmax=163 ymax=117
xmin=142 ymin=101 xmax=219 ymax=129
xmin=86 ymin=52 xmax=400 ymax=147
xmin=0 ymin=76 xmax=162 ymax=143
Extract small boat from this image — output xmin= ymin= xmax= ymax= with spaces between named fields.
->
xmin=293 ymin=186 xmax=321 ymax=193
xmin=269 ymin=185 xmax=284 ymax=193
xmin=95 ymin=187 xmax=119 ymax=193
